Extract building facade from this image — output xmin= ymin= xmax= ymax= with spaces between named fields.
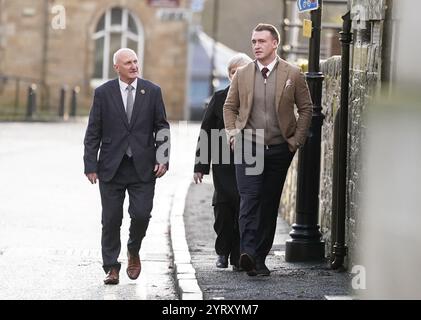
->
xmin=200 ymin=0 xmax=284 ymax=57
xmin=0 ymin=0 xmax=189 ymax=119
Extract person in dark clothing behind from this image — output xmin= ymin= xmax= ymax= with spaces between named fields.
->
xmin=193 ymin=53 xmax=252 ymax=271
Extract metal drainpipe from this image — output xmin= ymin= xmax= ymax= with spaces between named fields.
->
xmin=331 ymin=11 xmax=352 ymax=270
xmin=41 ymin=0 xmax=50 ymax=110
xmin=209 ymin=0 xmax=219 ymax=97
xmin=279 ymin=0 xmax=287 ymax=60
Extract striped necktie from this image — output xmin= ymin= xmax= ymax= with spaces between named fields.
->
xmin=126 ymin=84 xmax=134 ymax=123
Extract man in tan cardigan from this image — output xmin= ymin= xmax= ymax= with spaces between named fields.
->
xmin=223 ymin=23 xmax=312 ymax=276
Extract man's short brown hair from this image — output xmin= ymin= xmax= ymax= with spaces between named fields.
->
xmin=253 ymin=23 xmax=280 ymax=43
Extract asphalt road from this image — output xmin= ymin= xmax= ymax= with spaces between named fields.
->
xmin=0 ymin=120 xmax=199 ymax=300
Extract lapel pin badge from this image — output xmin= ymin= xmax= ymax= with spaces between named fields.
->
xmin=141 ymin=89 xmax=146 ymax=95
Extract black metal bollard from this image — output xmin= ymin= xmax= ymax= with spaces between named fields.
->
xmin=70 ymin=86 xmax=80 ymax=117
xmin=26 ymin=84 xmax=37 ymax=119
xmin=58 ymin=86 xmax=67 ymax=118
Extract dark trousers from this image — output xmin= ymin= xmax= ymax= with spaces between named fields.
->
xmin=99 ymin=156 xmax=155 ymax=273
xmin=235 ymin=142 xmax=295 ymax=263
xmin=213 ymin=201 xmax=240 ymax=265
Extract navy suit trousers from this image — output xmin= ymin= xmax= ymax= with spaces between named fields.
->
xmin=99 ymin=155 xmax=155 ymax=273
xmin=235 ymin=142 xmax=295 ymax=263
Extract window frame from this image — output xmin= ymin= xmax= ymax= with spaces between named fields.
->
xmin=91 ymin=7 xmax=144 ymax=87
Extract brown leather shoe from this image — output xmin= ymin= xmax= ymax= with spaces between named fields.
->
xmin=127 ymin=251 xmax=141 ymax=280
xmin=104 ymin=267 xmax=119 ymax=285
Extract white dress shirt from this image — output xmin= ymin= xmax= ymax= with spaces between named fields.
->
xmin=118 ymin=78 xmax=137 ymax=111
xmin=256 ymin=57 xmax=278 ymax=78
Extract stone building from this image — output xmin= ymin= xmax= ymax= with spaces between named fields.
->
xmin=200 ymin=0 xmax=284 ymax=57
xmin=0 ymin=0 xmax=189 ymax=119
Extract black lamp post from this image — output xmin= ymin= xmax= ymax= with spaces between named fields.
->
xmin=285 ymin=1 xmax=325 ymax=262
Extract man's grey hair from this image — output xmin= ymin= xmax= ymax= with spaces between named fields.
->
xmin=227 ymin=53 xmax=253 ymax=74
xmin=113 ymin=48 xmax=138 ymax=65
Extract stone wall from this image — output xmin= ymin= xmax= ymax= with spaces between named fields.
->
xmin=280 ymin=154 xmax=297 ymax=225
xmin=280 ymin=0 xmax=389 ymax=267
xmin=280 ymin=56 xmax=342 ymax=257
xmin=346 ymin=0 xmax=386 ymax=266
xmin=319 ymin=56 xmax=342 ymax=257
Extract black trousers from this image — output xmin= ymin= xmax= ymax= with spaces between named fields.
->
xmin=99 ymin=156 xmax=155 ymax=273
xmin=235 ymin=142 xmax=295 ymax=264
xmin=213 ymin=201 xmax=240 ymax=265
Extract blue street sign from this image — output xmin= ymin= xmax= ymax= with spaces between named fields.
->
xmin=191 ymin=0 xmax=205 ymax=12
xmin=297 ymin=0 xmax=319 ymax=13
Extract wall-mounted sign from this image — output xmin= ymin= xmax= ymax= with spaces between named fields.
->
xmin=303 ymin=19 xmax=312 ymax=38
xmin=148 ymin=0 xmax=180 ymax=8
xmin=191 ymin=0 xmax=205 ymax=12
xmin=297 ymin=0 xmax=319 ymax=13
xmin=156 ymin=8 xmax=189 ymax=22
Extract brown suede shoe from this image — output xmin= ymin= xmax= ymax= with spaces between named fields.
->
xmin=104 ymin=267 xmax=119 ymax=285
xmin=127 ymin=252 xmax=141 ymax=280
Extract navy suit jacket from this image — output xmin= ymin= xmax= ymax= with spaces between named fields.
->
xmin=84 ymin=78 xmax=170 ymax=182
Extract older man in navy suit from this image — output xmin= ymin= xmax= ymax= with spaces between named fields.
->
xmin=84 ymin=48 xmax=170 ymax=285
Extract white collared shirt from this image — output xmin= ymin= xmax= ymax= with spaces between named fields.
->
xmin=118 ymin=78 xmax=137 ymax=111
xmin=256 ymin=58 xmax=278 ymax=78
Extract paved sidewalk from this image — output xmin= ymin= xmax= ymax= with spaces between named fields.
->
xmin=0 ymin=120 xmax=200 ymax=300
xmin=182 ymin=178 xmax=352 ymax=300
xmin=0 ymin=120 xmax=351 ymax=301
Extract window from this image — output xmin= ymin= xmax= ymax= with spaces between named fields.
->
xmin=92 ymin=7 xmax=144 ymax=85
